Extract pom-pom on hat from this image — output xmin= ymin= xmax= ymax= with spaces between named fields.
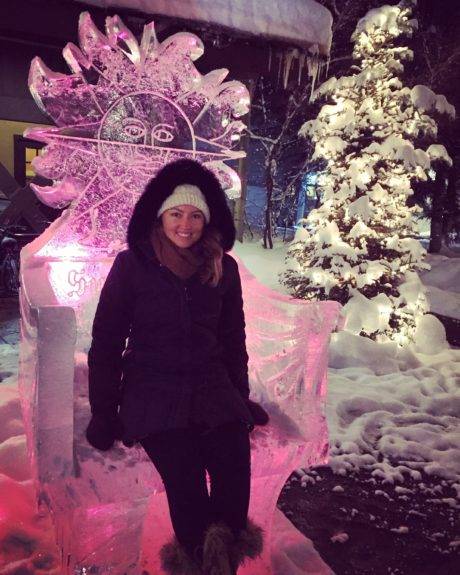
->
xmin=157 ymin=184 xmax=211 ymax=223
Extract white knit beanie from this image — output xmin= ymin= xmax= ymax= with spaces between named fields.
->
xmin=157 ymin=184 xmax=210 ymax=223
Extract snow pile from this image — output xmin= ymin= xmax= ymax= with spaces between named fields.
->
xmin=426 ymin=144 xmax=453 ymax=167
xmin=0 ymin=345 xmax=60 ymax=574
xmin=327 ymin=333 xmax=460 ymax=484
xmin=330 ymin=532 xmax=349 ymax=544
xmin=413 ymin=314 xmax=450 ymax=355
xmin=420 ymin=253 xmax=460 ymax=320
xmin=341 ymin=291 xmax=393 ymax=337
xmin=411 ymin=85 xmax=456 ymax=120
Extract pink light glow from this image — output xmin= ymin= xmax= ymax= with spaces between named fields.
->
xmin=47 ymin=260 xmax=112 ymax=305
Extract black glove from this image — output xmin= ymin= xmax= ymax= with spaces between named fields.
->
xmin=86 ymin=414 xmax=123 ymax=451
xmin=247 ymin=399 xmax=269 ymax=426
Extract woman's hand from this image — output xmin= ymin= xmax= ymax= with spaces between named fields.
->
xmin=246 ymin=399 xmax=269 ymax=426
xmin=86 ymin=414 xmax=124 ymax=451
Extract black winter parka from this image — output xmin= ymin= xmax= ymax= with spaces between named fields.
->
xmin=88 ymin=239 xmax=254 ymax=443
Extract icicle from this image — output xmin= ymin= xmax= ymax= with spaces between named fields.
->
xmin=307 ymin=56 xmax=319 ymax=100
xmin=283 ymin=49 xmax=297 ymax=89
xmin=277 ymin=51 xmax=283 ymax=88
xmin=307 ymin=44 xmax=320 ymax=100
xmin=298 ymin=52 xmax=306 ymax=85
xmin=317 ymin=59 xmax=325 ymax=86
xmin=326 ymin=53 xmax=331 ymax=78
xmin=268 ymin=45 xmax=272 ymax=72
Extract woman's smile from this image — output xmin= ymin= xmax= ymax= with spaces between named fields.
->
xmin=161 ymin=204 xmax=205 ymax=248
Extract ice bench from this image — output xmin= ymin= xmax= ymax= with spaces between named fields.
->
xmin=18 ymin=254 xmax=342 ymax=574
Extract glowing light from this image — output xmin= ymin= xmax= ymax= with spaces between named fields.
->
xmin=47 ymin=261 xmax=111 ymax=305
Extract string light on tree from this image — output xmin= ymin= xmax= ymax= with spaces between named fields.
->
xmin=282 ymin=0 xmax=455 ymax=343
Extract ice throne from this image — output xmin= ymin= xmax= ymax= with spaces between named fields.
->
xmin=18 ymin=14 xmax=341 ymax=574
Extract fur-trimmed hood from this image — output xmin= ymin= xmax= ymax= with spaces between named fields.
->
xmin=127 ymin=159 xmax=236 ymax=252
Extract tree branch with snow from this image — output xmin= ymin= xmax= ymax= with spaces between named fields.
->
xmin=282 ymin=0 xmax=455 ymax=344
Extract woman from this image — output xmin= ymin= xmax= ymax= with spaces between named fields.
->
xmin=86 ymin=159 xmax=267 ymax=575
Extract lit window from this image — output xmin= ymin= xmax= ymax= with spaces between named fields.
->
xmin=25 ymin=147 xmax=40 ymax=182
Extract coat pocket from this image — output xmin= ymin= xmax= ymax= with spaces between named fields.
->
xmin=119 ymin=369 xmax=180 ymax=439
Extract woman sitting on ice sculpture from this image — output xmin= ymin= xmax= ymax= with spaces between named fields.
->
xmin=85 ymin=159 xmax=269 ymax=575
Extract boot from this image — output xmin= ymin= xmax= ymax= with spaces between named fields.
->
xmin=202 ymin=519 xmax=263 ymax=575
xmin=160 ymin=538 xmax=204 ymax=575
xmin=202 ymin=522 xmax=236 ymax=575
xmin=230 ymin=519 xmax=264 ymax=570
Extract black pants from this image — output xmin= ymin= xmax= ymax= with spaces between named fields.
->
xmin=141 ymin=421 xmax=251 ymax=557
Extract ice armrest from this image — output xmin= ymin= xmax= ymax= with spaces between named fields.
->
xmin=35 ymin=306 xmax=76 ymax=482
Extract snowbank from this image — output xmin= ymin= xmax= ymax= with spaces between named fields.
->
xmin=421 ymin=253 xmax=460 ymax=320
xmin=327 ymin=333 xmax=460 ymax=483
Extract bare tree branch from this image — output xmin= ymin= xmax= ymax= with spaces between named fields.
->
xmin=245 ymin=129 xmax=277 ymax=145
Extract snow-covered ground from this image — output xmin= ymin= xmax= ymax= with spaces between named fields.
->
xmin=0 ymin=339 xmax=61 ymax=573
xmin=420 ymin=251 xmax=460 ymax=320
xmin=0 ymin=239 xmax=459 ymax=572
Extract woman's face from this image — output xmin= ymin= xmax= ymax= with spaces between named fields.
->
xmin=161 ymin=205 xmax=206 ymax=248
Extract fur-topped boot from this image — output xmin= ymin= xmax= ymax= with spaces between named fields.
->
xmin=202 ymin=520 xmax=263 ymax=575
xmin=160 ymin=538 xmax=203 ymax=575
xmin=202 ymin=523 xmax=236 ymax=575
xmin=231 ymin=519 xmax=264 ymax=568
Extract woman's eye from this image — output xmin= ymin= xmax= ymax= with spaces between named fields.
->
xmin=122 ymin=118 xmax=146 ymax=140
xmin=152 ymin=123 xmax=175 ymax=143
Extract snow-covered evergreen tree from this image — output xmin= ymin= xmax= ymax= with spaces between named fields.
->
xmin=282 ymin=0 xmax=455 ymax=343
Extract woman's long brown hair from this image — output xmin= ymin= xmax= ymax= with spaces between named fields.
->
xmin=196 ymin=226 xmax=224 ymax=287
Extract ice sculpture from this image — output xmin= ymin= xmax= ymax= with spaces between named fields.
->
xmin=25 ymin=11 xmax=248 ymax=263
xmin=18 ymin=11 xmax=342 ymax=575
xmin=20 ymin=264 xmax=341 ymax=574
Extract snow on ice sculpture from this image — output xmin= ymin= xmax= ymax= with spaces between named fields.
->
xmin=18 ymin=11 xmax=342 ymax=575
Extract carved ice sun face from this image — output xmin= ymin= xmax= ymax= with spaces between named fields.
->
xmin=26 ymin=12 xmax=249 ymax=258
xmin=98 ymin=92 xmax=195 ymax=188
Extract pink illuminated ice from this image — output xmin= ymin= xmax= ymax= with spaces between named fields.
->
xmin=26 ymin=12 xmax=249 ymax=258
xmin=19 ymin=11 xmax=342 ymax=575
